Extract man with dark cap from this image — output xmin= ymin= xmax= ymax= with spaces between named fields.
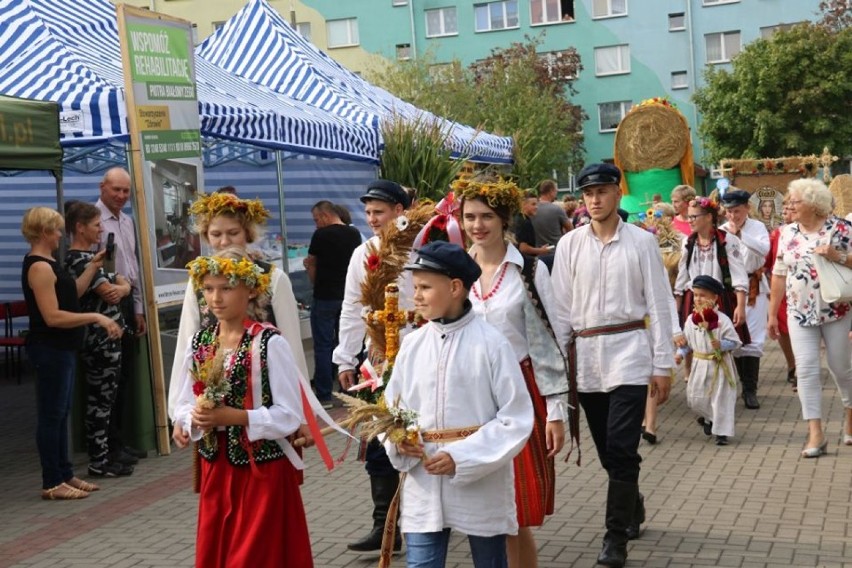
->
xmin=552 ymin=163 xmax=674 ymax=568
xmin=720 ymin=189 xmax=770 ymax=410
xmin=384 ymin=241 xmax=533 ymax=567
xmin=333 ymin=179 xmax=412 ymax=553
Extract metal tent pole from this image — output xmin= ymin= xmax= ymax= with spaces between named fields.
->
xmin=275 ymin=151 xmax=289 ymax=273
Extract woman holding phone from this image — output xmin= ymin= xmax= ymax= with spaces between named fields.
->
xmin=65 ymin=202 xmax=134 ymax=478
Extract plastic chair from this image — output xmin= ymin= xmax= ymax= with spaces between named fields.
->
xmin=0 ymin=301 xmax=28 ymax=383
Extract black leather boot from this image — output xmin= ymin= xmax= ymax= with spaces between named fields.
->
xmin=740 ymin=356 xmax=760 ymax=409
xmin=597 ymin=479 xmax=638 ymax=567
xmin=625 ymin=492 xmax=645 ymax=540
xmin=347 ymin=474 xmax=402 ymax=552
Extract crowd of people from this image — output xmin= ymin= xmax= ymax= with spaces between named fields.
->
xmin=19 ymin=163 xmax=851 ymax=568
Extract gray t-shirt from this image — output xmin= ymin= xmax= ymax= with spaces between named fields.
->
xmin=531 ymin=201 xmax=569 ymax=246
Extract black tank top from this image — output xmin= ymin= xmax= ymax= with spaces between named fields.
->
xmin=22 ymin=255 xmax=84 ymax=350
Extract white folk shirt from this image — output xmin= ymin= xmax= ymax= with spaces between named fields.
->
xmin=332 ymin=236 xmax=414 ymax=372
xmin=384 ymin=310 xmax=533 ymax=537
xmin=167 ymin=268 xmax=308 ymax=421
xmin=552 ymin=221 xmax=675 ymax=393
xmin=173 ymin=334 xmax=305 ymax=468
xmin=721 ymin=218 xmax=770 ymax=293
xmin=674 ymin=232 xmax=749 ymax=296
xmin=469 ymin=244 xmax=567 ymax=420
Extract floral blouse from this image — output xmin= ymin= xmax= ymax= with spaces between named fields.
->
xmin=772 ymin=217 xmax=852 ymax=327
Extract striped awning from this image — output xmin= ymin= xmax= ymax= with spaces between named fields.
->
xmin=0 ymin=0 xmax=381 ymax=162
xmin=197 ymin=0 xmax=514 ymax=164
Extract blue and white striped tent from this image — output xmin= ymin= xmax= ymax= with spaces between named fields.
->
xmin=0 ymin=0 xmax=381 ymax=163
xmin=197 ymin=0 xmax=514 ymax=165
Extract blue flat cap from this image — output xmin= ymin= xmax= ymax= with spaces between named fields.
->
xmin=720 ymin=189 xmax=751 ymax=207
xmin=404 ymin=241 xmax=482 ymax=289
xmin=693 ymin=275 xmax=724 ymax=295
xmin=577 ymin=163 xmax=622 ymax=190
xmin=360 ymin=179 xmax=411 ymax=209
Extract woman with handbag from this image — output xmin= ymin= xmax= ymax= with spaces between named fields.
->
xmin=768 ymin=178 xmax=852 ymax=457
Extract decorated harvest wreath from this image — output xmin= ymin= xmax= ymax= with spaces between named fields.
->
xmin=188 ymin=192 xmax=271 ymax=226
xmin=186 ymin=255 xmax=271 ymax=295
xmin=451 ymin=175 xmax=523 ymax=215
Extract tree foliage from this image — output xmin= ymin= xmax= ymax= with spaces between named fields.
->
xmin=367 ymin=37 xmax=585 ymax=188
xmin=817 ymin=0 xmax=852 ymax=31
xmin=693 ymin=22 xmax=852 ymax=164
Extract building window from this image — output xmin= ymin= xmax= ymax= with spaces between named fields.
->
xmin=396 ymin=43 xmax=412 ymax=60
xmin=426 ymin=7 xmax=458 ymax=37
xmin=592 ymin=0 xmax=626 ymax=18
xmin=430 ymin=62 xmax=460 ymax=81
xmin=705 ymin=31 xmax=740 ymax=63
xmin=296 ymin=22 xmax=312 ymax=41
xmin=594 ymin=45 xmax=630 ymax=76
xmin=393 ymin=0 xmax=408 ymax=5
xmin=671 ymin=71 xmax=688 ymax=90
xmin=760 ymin=22 xmax=801 ymax=38
xmin=668 ymin=13 xmax=685 ymax=31
xmin=598 ymin=101 xmax=632 ymax=132
xmin=540 ymin=50 xmax=577 ymax=81
xmin=475 ymin=1 xmax=520 ymax=32
xmin=530 ymin=0 xmax=575 ymax=25
xmin=327 ymin=18 xmax=359 ymax=48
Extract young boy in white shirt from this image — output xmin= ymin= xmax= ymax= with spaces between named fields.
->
xmin=384 ymin=241 xmax=534 ymax=568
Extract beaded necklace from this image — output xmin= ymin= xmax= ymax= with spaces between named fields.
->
xmin=472 ymin=262 xmax=509 ymax=301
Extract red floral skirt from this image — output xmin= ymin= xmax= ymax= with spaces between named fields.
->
xmin=196 ymin=433 xmax=313 ymax=568
xmin=513 ymin=359 xmax=556 ymax=527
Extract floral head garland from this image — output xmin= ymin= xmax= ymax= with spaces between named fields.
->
xmin=451 ymin=175 xmax=523 ymax=217
xmin=689 ymin=196 xmax=718 ymax=211
xmin=186 ymin=256 xmax=271 ymax=295
xmin=189 ymin=192 xmax=270 ymax=226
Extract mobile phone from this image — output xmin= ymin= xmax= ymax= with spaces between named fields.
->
xmin=105 ymin=232 xmax=115 ymax=261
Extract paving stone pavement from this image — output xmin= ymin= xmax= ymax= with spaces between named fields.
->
xmin=1 ymin=340 xmax=850 ymax=568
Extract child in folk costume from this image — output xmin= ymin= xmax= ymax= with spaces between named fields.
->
xmin=172 ymin=249 xmax=313 ymax=568
xmin=676 ymin=276 xmax=742 ymax=446
xmin=384 ymin=241 xmax=534 ymax=568
xmin=457 ymin=175 xmax=573 ymax=568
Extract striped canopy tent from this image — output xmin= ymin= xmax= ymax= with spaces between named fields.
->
xmin=0 ymin=0 xmax=381 ymax=163
xmin=197 ymin=0 xmax=514 ymax=165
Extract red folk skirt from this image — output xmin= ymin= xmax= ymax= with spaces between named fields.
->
xmin=514 ymin=358 xmax=556 ymax=527
xmin=196 ymin=433 xmax=313 ymax=568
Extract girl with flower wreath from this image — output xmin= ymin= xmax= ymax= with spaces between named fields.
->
xmin=674 ymin=196 xmax=750 ymax=346
xmin=171 ymin=248 xmax=313 ymax=568
xmin=676 ymin=276 xmax=742 ymax=446
xmin=167 ymin=190 xmax=309 ymax=429
xmin=457 ymin=174 xmax=574 ymax=568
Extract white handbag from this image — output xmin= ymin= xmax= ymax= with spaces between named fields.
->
xmin=813 ymin=229 xmax=852 ymax=303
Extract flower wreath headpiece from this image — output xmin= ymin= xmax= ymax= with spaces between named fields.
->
xmin=451 ymin=175 xmax=523 ymax=216
xmin=189 ymin=192 xmax=271 ymax=226
xmin=186 ymin=256 xmax=271 ymax=295
xmin=690 ymin=196 xmax=719 ymax=211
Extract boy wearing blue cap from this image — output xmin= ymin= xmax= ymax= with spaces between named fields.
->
xmin=676 ymin=276 xmax=742 ymax=445
xmin=384 ymin=241 xmax=534 ymax=568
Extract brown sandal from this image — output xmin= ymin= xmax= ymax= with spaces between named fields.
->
xmin=66 ymin=477 xmax=99 ymax=492
xmin=41 ymin=483 xmax=89 ymax=500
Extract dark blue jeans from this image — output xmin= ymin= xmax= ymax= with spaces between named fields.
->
xmin=405 ymin=529 xmax=507 ymax=568
xmin=28 ymin=343 xmax=77 ymax=489
xmin=310 ymin=298 xmax=342 ymax=401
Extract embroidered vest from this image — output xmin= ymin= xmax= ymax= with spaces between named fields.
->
xmin=192 ymin=325 xmax=286 ymax=466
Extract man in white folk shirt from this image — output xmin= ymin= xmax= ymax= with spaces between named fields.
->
xmin=552 ymin=163 xmax=674 ymax=568
xmin=720 ymin=190 xmax=770 ymax=410
xmin=333 ymin=179 xmax=413 ymax=553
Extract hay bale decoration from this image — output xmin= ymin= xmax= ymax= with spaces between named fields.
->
xmin=614 ymin=97 xmax=694 ymax=215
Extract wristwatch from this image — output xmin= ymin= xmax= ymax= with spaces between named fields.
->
xmin=838 ymin=251 xmax=848 ymax=265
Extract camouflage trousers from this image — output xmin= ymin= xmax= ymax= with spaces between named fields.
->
xmin=81 ymin=336 xmax=122 ymax=466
